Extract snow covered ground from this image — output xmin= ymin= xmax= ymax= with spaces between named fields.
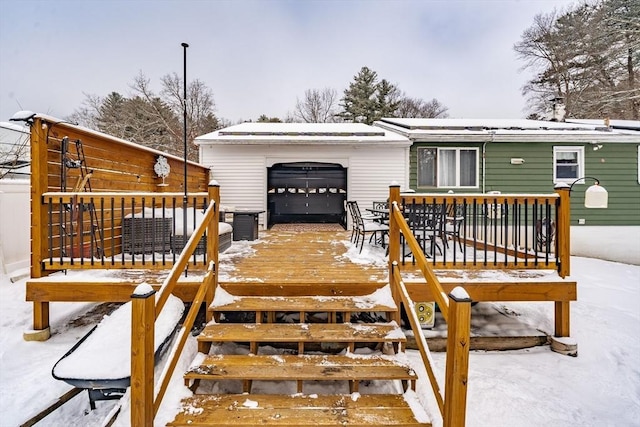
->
xmin=0 ymin=236 xmax=638 ymax=427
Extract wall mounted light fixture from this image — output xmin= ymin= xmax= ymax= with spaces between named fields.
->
xmin=569 ymin=177 xmax=608 ymax=208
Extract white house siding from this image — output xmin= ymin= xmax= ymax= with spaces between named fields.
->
xmin=0 ymin=179 xmax=30 ymax=276
xmin=200 ymin=146 xmax=267 ymax=224
xmin=346 ymin=146 xmax=408 ymax=213
xmin=199 ymin=144 xmax=408 ymax=230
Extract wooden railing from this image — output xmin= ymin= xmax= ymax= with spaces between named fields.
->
xmin=37 ymin=191 xmax=216 ymax=272
xmin=397 ymin=188 xmax=571 ymax=276
xmin=388 ymin=185 xmax=471 ymax=427
xmin=130 ymin=183 xmax=220 ymax=426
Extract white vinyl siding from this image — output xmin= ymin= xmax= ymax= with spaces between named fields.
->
xmin=199 ymin=143 xmax=409 ymax=230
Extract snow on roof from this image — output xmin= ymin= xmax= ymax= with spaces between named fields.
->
xmin=0 ymin=121 xmax=30 ymax=133
xmin=378 ymin=118 xmax=602 ymax=131
xmin=374 ymin=118 xmax=640 ymax=143
xmin=566 ymin=119 xmax=640 ymax=132
xmin=195 ymin=122 xmax=411 ymax=146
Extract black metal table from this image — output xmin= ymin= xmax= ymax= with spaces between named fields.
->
xmin=231 ymin=210 xmax=264 ymax=241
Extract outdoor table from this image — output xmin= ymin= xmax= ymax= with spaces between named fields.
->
xmin=365 ymin=207 xmax=389 ymax=224
xmin=231 ymin=209 xmax=265 ymax=241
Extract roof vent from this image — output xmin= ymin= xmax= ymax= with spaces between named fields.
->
xmin=550 ymin=97 xmax=566 ymax=122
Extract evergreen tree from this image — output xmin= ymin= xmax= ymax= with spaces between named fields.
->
xmin=338 ymin=66 xmax=381 ymax=124
xmin=376 ymin=79 xmax=401 ymax=119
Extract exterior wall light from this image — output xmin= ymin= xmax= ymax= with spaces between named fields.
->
xmin=569 ymin=177 xmax=608 ymax=208
xmin=510 ymin=158 xmax=525 ymax=165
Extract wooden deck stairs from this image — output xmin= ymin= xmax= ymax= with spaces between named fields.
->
xmin=167 ymin=284 xmax=431 ymax=426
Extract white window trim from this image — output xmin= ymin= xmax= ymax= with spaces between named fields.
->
xmin=417 ymin=146 xmax=479 ymax=189
xmin=416 ymin=147 xmax=436 ymax=188
xmin=553 ymin=146 xmax=585 ymax=184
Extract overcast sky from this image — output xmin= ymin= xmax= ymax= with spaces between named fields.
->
xmin=0 ymin=0 xmax=576 ymax=124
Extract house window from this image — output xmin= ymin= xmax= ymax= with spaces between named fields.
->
xmin=553 ymin=146 xmax=584 ymax=183
xmin=417 ymin=147 xmax=478 ymax=188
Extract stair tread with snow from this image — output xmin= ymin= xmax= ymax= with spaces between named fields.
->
xmin=184 ymin=353 xmax=417 ymax=392
xmin=197 ymin=322 xmax=406 ymax=346
xmin=166 ymin=393 xmax=431 ymax=426
xmin=210 ymin=293 xmax=397 ymax=314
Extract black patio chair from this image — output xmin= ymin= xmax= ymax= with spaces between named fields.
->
xmin=347 ymin=201 xmax=389 ymax=253
xmin=404 ymin=203 xmax=444 ymax=258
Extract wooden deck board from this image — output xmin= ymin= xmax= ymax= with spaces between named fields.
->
xmin=219 ymin=230 xmax=388 ymax=286
xmin=167 ymin=394 xmax=430 ymax=426
xmin=210 ymin=295 xmax=397 ymax=313
xmin=185 ymin=354 xmax=417 ymax=382
xmin=198 ymin=323 xmax=406 ymax=344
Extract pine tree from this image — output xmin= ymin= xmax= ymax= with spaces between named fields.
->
xmin=338 ymin=66 xmax=380 ymax=124
xmin=376 ymin=79 xmax=401 ymax=119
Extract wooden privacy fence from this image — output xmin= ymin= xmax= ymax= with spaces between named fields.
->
xmin=28 ymin=114 xmax=211 ymax=279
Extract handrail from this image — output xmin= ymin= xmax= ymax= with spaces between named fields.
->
xmin=388 ymin=185 xmax=471 ymax=427
xmin=131 ymin=182 xmax=220 ymax=426
xmin=154 ymin=260 xmax=215 ymax=413
xmin=390 ymin=202 xmax=449 ymax=319
xmin=390 ymin=262 xmax=445 ymax=415
xmin=155 ymin=199 xmax=215 ymax=314
xmin=41 ymin=191 xmax=209 ymax=200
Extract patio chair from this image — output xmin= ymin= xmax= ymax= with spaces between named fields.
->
xmin=404 ymin=204 xmax=443 ymax=258
xmin=442 ymin=204 xmax=465 ymax=251
xmin=347 ymin=201 xmax=389 ymax=253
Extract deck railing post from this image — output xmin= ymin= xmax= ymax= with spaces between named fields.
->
xmin=130 ymin=285 xmax=156 ymax=427
xmin=30 ymin=117 xmax=48 ymax=280
xmin=388 ymin=184 xmax=401 ymax=324
xmin=206 ymin=181 xmax=220 ymax=322
xmin=444 ymin=288 xmax=472 ymax=427
xmin=555 ymin=185 xmax=571 ymax=278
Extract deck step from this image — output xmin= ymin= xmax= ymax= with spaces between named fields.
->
xmin=184 ymin=354 xmax=417 ymax=392
xmin=166 ymin=393 xmax=431 ymax=426
xmin=209 ymin=288 xmax=398 ymax=313
xmin=198 ymin=322 xmax=405 ymax=346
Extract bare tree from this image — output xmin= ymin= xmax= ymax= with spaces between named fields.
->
xmin=71 ymin=72 xmax=222 ymax=161
xmin=67 ymin=93 xmax=103 ymax=130
xmin=515 ymin=0 xmax=639 ymax=119
xmin=293 ymin=88 xmax=339 ymax=123
xmin=0 ymin=124 xmax=30 ymax=179
xmin=396 ymin=96 xmax=449 ymax=118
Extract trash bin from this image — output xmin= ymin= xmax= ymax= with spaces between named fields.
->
xmin=232 ymin=210 xmax=264 ymax=241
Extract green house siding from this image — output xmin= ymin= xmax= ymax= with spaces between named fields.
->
xmin=485 ymin=143 xmax=555 ymax=193
xmin=410 ymin=141 xmax=640 ymax=226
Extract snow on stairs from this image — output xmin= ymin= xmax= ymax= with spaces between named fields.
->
xmin=166 ymin=285 xmax=431 ymax=426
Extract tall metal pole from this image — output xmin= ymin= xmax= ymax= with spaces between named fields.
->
xmin=182 ymin=42 xmax=189 ymax=202
xmin=181 ymin=42 xmax=189 ymax=270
